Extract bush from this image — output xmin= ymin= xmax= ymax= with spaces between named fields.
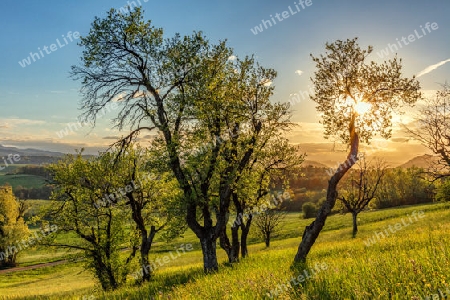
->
xmin=302 ymin=202 xmax=317 ymax=219
xmin=436 ymin=178 xmax=450 ymax=202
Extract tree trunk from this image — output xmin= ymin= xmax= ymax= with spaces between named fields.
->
xmin=294 ymin=120 xmax=359 ymax=263
xmin=140 ymin=226 xmax=157 ymax=282
xmin=240 ymin=215 xmax=252 ymax=258
xmin=231 ymin=225 xmax=240 ymax=262
xmin=219 ymin=225 xmax=239 ymax=263
xmin=265 ymin=231 xmax=271 ymax=247
xmin=352 ymin=211 xmax=358 ymax=238
xmin=200 ymin=234 xmax=218 ymax=272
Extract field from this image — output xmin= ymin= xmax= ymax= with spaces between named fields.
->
xmin=1 ymin=202 xmax=449 ymax=299
xmin=0 ymin=175 xmax=46 ymax=189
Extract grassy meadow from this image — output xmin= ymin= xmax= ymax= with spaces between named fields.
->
xmin=1 ymin=202 xmax=449 ymax=299
xmin=0 ymin=175 xmax=47 ymax=189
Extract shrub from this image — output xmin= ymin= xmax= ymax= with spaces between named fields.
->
xmin=302 ymin=202 xmax=317 ymax=219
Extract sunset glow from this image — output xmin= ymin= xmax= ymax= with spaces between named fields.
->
xmin=354 ymin=101 xmax=372 ymax=115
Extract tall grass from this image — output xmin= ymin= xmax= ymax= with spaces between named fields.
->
xmin=2 ymin=202 xmax=449 ymax=299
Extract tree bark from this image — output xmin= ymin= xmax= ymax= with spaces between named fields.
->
xmin=294 ymin=118 xmax=359 ymax=263
xmin=140 ymin=226 xmax=157 ymax=282
xmin=219 ymin=225 xmax=239 ymax=263
xmin=352 ymin=211 xmax=358 ymax=238
xmin=240 ymin=215 xmax=252 ymax=258
xmin=265 ymin=231 xmax=271 ymax=247
xmin=200 ymin=233 xmax=218 ymax=272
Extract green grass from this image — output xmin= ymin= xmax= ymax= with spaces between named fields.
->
xmin=2 ymin=202 xmax=450 ymax=299
xmin=0 ymin=165 xmax=23 ymax=176
xmin=23 ymin=199 xmax=52 ymax=220
xmin=0 ymin=174 xmax=47 ymax=189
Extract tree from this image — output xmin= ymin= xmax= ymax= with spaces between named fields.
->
xmin=294 ymin=37 xmax=421 ymax=263
xmin=220 ymin=138 xmax=303 ymax=262
xmin=407 ymin=83 xmax=450 ymax=178
xmin=45 ymin=152 xmax=138 ymax=290
xmin=71 ymin=7 xmax=292 ymax=272
xmin=373 ymin=167 xmax=434 ymax=208
xmin=436 ymin=178 xmax=450 ymax=202
xmin=112 ymin=144 xmax=185 ymax=283
xmin=338 ymin=156 xmax=387 ymax=237
xmin=0 ymin=185 xmax=29 ymax=268
xmin=254 ymin=208 xmax=286 ymax=247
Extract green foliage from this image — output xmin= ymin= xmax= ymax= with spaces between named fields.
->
xmin=45 ymin=151 xmax=135 ymax=290
xmin=302 ymin=201 xmax=317 ymax=219
xmin=374 ymin=167 xmax=434 ymax=208
xmin=0 ymin=185 xmax=29 ymax=267
xmin=436 ymin=178 xmax=450 ymax=202
xmin=310 ymin=37 xmax=421 ymax=144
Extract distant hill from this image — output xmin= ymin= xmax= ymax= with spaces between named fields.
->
xmin=398 ymin=154 xmax=438 ymax=169
xmin=0 ymin=144 xmax=64 ymax=160
xmin=0 ymin=145 xmax=95 ymax=165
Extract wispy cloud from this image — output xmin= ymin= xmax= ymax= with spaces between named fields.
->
xmin=0 ymin=118 xmax=45 ymax=129
xmin=295 ymin=70 xmax=303 ymax=76
xmin=416 ymin=58 xmax=450 ymax=78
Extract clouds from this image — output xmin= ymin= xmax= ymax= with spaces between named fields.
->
xmin=0 ymin=118 xmax=45 ymax=129
xmin=295 ymin=70 xmax=303 ymax=76
xmin=416 ymin=58 xmax=450 ymax=78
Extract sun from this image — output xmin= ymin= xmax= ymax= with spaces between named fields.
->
xmin=354 ymin=101 xmax=372 ymax=115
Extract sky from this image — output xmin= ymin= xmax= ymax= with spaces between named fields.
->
xmin=1 ymin=0 xmax=449 ymax=166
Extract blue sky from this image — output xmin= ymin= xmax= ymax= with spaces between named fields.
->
xmin=1 ymin=0 xmax=449 ymax=164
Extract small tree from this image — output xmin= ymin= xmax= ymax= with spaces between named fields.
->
xmin=0 ymin=185 xmax=29 ymax=268
xmin=254 ymin=208 xmax=286 ymax=247
xmin=338 ymin=156 xmax=387 ymax=237
xmin=294 ymin=37 xmax=421 ymax=263
xmin=111 ymin=144 xmax=185 ymax=283
xmin=302 ymin=202 xmax=317 ymax=219
xmin=46 ymin=152 xmax=137 ymax=290
xmin=220 ymin=137 xmax=303 ymax=262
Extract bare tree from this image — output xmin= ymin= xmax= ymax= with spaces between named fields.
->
xmin=338 ymin=156 xmax=387 ymax=237
xmin=407 ymin=83 xmax=450 ymax=179
xmin=254 ymin=208 xmax=287 ymax=247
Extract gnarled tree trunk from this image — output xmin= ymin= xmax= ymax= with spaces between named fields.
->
xmin=200 ymin=232 xmax=218 ymax=272
xmin=240 ymin=215 xmax=252 ymax=258
xmin=294 ymin=121 xmax=359 ymax=263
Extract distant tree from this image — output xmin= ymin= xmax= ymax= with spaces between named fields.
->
xmin=374 ymin=167 xmax=434 ymax=208
xmin=0 ymin=185 xmax=29 ymax=268
xmin=302 ymin=202 xmax=317 ymax=219
xmin=294 ymin=37 xmax=421 ymax=263
xmin=254 ymin=208 xmax=286 ymax=247
xmin=407 ymin=83 xmax=450 ymax=178
xmin=338 ymin=156 xmax=387 ymax=237
xmin=436 ymin=178 xmax=450 ymax=202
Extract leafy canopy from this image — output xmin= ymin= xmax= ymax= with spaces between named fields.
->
xmin=310 ymin=37 xmax=421 ymax=144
